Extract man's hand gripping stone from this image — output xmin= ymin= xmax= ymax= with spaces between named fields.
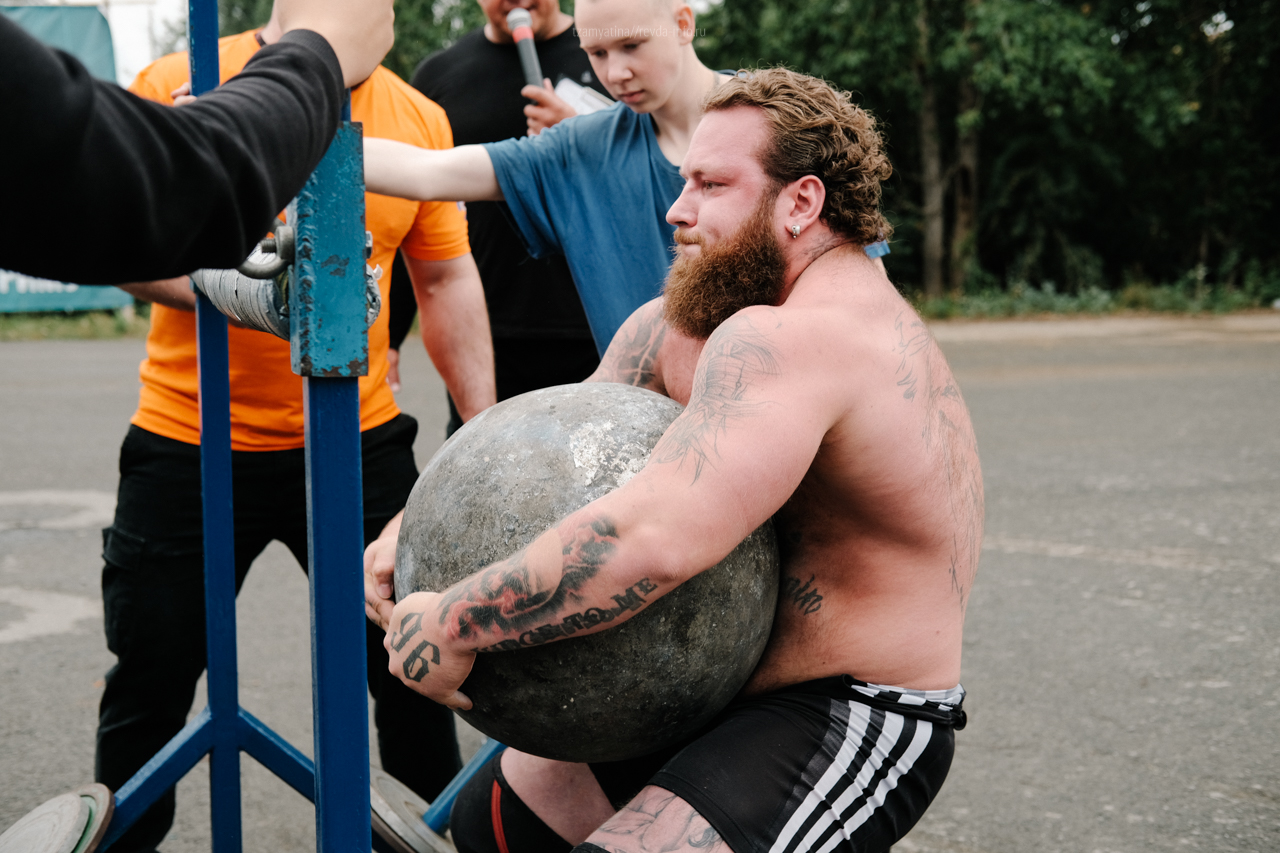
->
xmin=364 ymin=512 xmax=475 ymax=710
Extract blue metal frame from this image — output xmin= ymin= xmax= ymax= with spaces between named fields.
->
xmin=96 ymin=3 xmax=502 ymax=850
xmin=99 ymin=1 xmax=374 ymax=849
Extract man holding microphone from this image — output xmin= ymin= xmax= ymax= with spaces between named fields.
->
xmin=386 ymin=0 xmax=610 ymax=431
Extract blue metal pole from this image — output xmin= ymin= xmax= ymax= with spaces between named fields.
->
xmin=195 ymin=295 xmax=243 ymax=853
xmin=187 ymin=2 xmax=243 ymax=850
xmin=422 ymin=739 xmax=507 ymax=834
xmin=304 ymin=378 xmax=369 ymax=853
xmin=289 ymin=110 xmax=372 ymax=853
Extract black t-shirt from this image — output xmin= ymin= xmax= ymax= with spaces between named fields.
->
xmin=411 ymin=26 xmax=611 ymax=341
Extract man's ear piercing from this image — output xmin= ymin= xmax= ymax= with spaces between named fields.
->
xmin=790 ymin=225 xmax=801 ymax=239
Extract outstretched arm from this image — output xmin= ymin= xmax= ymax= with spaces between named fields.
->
xmin=363 ymin=138 xmax=503 ymax=203
xmin=370 ymin=307 xmax=836 ymax=708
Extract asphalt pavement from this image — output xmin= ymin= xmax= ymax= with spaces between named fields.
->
xmin=1 ymin=313 xmax=1277 ymax=852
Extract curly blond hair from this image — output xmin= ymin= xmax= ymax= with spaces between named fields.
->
xmin=703 ymin=68 xmax=893 ymax=246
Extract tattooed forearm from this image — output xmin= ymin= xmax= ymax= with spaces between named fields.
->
xmin=593 ymin=304 xmax=667 ymax=390
xmin=781 ymin=573 xmax=823 ymax=615
xmin=435 ymin=515 xmax=620 ymax=641
xmin=476 ymin=578 xmax=658 ymax=651
xmin=651 ymin=316 xmax=781 ymax=482
xmin=387 ymin=610 xmax=442 ymax=682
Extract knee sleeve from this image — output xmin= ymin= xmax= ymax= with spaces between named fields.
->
xmin=451 ymin=754 xmax=572 ymax=853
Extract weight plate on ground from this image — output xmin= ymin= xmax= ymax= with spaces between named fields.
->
xmin=0 ymin=792 xmax=88 ymax=853
xmin=370 ymin=767 xmax=456 ymax=853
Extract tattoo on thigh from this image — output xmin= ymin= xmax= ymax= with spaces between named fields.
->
xmin=595 ymin=787 xmax=726 ymax=853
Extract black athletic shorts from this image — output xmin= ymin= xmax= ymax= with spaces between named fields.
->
xmin=588 ymin=676 xmax=967 ymax=853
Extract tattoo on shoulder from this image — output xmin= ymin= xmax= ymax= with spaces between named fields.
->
xmin=595 ymin=304 xmax=667 ymax=391
xmin=651 ymin=315 xmax=781 ymax=482
xmin=436 ymin=514 xmax=620 ymax=640
xmin=893 ymin=312 xmax=932 ymax=402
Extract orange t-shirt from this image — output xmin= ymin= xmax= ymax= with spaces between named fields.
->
xmin=128 ymin=31 xmax=470 ymax=450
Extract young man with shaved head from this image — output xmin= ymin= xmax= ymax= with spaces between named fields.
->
xmin=365 ymin=69 xmax=979 ymax=853
xmin=363 ymin=0 xmax=887 ymax=354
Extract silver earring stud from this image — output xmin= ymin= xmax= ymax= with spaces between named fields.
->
xmin=790 ymin=225 xmax=800 ymax=239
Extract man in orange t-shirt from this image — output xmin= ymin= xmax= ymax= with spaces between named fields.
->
xmin=96 ymin=10 xmax=496 ymax=851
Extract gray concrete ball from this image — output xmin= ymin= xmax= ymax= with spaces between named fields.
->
xmin=394 ymin=383 xmax=780 ymax=763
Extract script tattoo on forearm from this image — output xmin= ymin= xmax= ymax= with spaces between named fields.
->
xmin=593 ymin=304 xmax=667 ymax=390
xmin=388 ymin=610 xmax=441 ymax=682
xmin=435 ymin=514 xmax=621 ymax=641
xmin=593 ymin=787 xmax=726 ymax=853
xmin=781 ymin=573 xmax=824 ymax=615
xmin=651 ymin=316 xmax=781 ymax=482
xmin=475 ymin=577 xmax=658 ymax=651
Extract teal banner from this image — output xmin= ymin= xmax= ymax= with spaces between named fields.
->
xmin=0 ymin=6 xmax=117 ymax=81
xmin=0 ymin=270 xmax=132 ymax=313
xmin=2 ymin=7 xmax=128 ymax=312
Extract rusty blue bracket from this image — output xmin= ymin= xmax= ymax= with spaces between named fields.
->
xmin=289 ymin=124 xmax=369 ymax=378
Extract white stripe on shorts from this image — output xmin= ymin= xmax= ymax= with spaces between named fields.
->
xmin=768 ymin=700 xmax=934 ymax=853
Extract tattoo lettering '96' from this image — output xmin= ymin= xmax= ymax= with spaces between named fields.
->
xmin=389 ymin=610 xmax=441 ymax=682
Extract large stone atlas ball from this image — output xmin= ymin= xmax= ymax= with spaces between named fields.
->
xmin=395 ymin=383 xmax=779 ymax=763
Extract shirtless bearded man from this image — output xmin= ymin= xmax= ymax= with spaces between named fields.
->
xmin=364 ymin=68 xmax=983 ymax=853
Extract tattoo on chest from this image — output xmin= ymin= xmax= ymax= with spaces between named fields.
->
xmin=600 ymin=307 xmax=667 ymax=389
xmin=652 ymin=318 xmax=781 ymax=482
xmin=781 ymin=573 xmax=824 ymax=615
xmin=435 ymin=515 xmax=621 ymax=641
xmin=475 ymin=577 xmax=658 ymax=652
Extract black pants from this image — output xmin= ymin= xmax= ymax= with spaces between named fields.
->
xmin=447 ymin=336 xmax=600 ymax=434
xmin=96 ymin=416 xmax=462 ymax=852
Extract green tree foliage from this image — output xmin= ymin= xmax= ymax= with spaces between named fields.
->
xmin=698 ymin=0 xmax=1279 ymax=299
xmin=217 ymin=0 xmax=486 ymax=81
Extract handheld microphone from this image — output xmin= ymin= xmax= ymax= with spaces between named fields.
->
xmin=506 ymin=8 xmax=545 ymax=91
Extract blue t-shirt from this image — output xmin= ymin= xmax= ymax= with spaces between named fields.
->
xmin=486 ymin=104 xmax=681 ymax=353
xmin=485 ymin=102 xmax=891 ymax=353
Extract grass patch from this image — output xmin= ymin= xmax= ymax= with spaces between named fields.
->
xmin=0 ymin=306 xmax=151 ymax=342
xmin=914 ymin=280 xmax=1275 ymax=321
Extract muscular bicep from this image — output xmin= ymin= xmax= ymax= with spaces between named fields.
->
xmin=604 ymin=311 xmax=829 ymax=575
xmin=585 ymin=299 xmax=667 ymax=392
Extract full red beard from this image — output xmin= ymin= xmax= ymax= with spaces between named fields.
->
xmin=661 ymin=191 xmax=788 ymax=340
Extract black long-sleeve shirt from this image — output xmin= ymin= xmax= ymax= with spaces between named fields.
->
xmin=0 ymin=17 xmax=345 ymax=284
